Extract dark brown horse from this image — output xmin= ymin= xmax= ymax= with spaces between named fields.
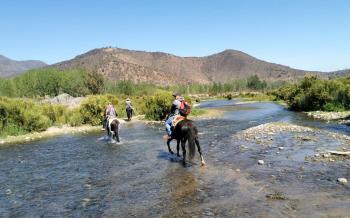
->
xmin=106 ymin=118 xmax=120 ymax=142
xmin=126 ymin=107 xmax=133 ymax=121
xmin=166 ymin=119 xmax=205 ymax=167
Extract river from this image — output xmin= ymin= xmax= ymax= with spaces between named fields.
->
xmin=1 ymin=100 xmax=349 ymax=217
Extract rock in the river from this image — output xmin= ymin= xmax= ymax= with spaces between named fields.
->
xmin=5 ymin=189 xmax=12 ymax=195
xmin=278 ymin=147 xmax=284 ymax=150
xmin=258 ymin=160 xmax=265 ymax=165
xmin=323 ymin=153 xmax=330 ymax=158
xmin=337 ymin=178 xmax=348 ymax=185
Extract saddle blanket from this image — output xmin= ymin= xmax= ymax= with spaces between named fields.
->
xmin=172 ymin=115 xmax=185 ymax=128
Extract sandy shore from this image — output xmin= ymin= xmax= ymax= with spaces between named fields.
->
xmin=0 ymin=125 xmax=101 ymax=145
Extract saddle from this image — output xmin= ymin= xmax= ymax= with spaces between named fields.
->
xmin=172 ymin=115 xmax=186 ymax=128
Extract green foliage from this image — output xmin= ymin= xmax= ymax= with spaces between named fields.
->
xmin=22 ymin=111 xmax=51 ymax=132
xmin=67 ymin=110 xmax=83 ymax=126
xmin=79 ymin=95 xmax=119 ymax=125
xmin=0 ymin=97 xmax=54 ymax=135
xmin=105 ymin=80 xmax=160 ymax=96
xmin=247 ymin=75 xmax=267 ymax=90
xmin=144 ymin=90 xmax=173 ymax=120
xmin=0 ymin=68 xmax=96 ymax=98
xmin=274 ymin=76 xmax=350 ymax=111
xmin=85 ymin=71 xmax=105 ymax=94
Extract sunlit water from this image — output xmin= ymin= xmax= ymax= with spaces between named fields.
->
xmin=1 ymin=100 xmax=349 ymax=217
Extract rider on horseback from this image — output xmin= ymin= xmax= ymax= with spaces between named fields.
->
xmin=102 ymin=102 xmax=118 ymax=131
xmin=125 ymin=98 xmax=133 ymax=120
xmin=165 ymin=92 xmax=181 ymax=139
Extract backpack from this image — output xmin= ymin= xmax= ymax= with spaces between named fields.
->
xmin=179 ymin=99 xmax=191 ymax=116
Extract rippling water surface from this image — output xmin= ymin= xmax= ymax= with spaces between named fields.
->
xmin=1 ymin=100 xmax=349 ymax=217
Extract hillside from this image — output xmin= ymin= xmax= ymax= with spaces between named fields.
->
xmin=0 ymin=55 xmax=47 ymax=77
xmin=51 ymin=47 xmax=321 ymax=85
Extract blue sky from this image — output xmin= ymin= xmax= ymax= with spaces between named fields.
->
xmin=0 ymin=0 xmax=349 ymax=71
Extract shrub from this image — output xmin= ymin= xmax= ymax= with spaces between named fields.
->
xmin=68 ymin=110 xmax=84 ymax=126
xmin=79 ymin=95 xmax=119 ymax=125
xmin=145 ymin=90 xmax=173 ymax=120
xmin=22 ymin=111 xmax=51 ymax=132
xmin=274 ymin=76 xmax=350 ymax=111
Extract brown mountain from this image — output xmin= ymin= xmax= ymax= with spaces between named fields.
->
xmin=0 ymin=55 xmax=47 ymax=77
xmin=51 ymin=47 xmax=321 ymax=85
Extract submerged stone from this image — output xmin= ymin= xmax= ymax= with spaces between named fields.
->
xmin=337 ymin=178 xmax=348 ymax=185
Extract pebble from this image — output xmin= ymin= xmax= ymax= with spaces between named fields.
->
xmin=25 ymin=137 xmax=30 ymax=141
xmin=5 ymin=189 xmax=12 ymax=195
xmin=0 ymin=140 xmax=4 ymax=144
xmin=258 ymin=160 xmax=265 ymax=165
xmin=84 ymin=184 xmax=92 ymax=189
xmin=236 ymin=169 xmax=240 ymax=172
xmin=82 ymin=198 xmax=91 ymax=202
xmin=278 ymin=147 xmax=284 ymax=150
xmin=314 ymin=153 xmax=320 ymax=158
xmin=322 ymin=153 xmax=330 ymax=158
xmin=337 ymin=178 xmax=348 ymax=185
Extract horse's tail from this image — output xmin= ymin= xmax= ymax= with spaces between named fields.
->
xmin=186 ymin=123 xmax=196 ymax=160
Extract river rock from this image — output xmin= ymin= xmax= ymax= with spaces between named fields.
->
xmin=258 ymin=160 xmax=265 ymax=165
xmin=323 ymin=153 xmax=330 ymax=158
xmin=337 ymin=178 xmax=348 ymax=185
xmin=84 ymin=184 xmax=92 ymax=189
xmin=0 ymin=140 xmax=4 ymax=144
xmin=278 ymin=146 xmax=284 ymax=150
xmin=5 ymin=189 xmax=12 ymax=195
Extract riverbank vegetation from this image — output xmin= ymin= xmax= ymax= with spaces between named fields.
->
xmin=273 ymin=76 xmax=350 ymax=111
xmin=1 ymin=68 xmax=349 ymax=138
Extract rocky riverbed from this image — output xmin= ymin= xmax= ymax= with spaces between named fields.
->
xmin=305 ymin=111 xmax=350 ymax=125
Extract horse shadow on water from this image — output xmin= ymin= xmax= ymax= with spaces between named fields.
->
xmin=162 ymin=119 xmax=206 ymax=168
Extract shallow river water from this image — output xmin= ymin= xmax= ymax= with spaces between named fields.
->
xmin=1 ymin=100 xmax=349 ymax=217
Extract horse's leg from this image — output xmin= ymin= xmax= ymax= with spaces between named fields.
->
xmin=176 ymin=139 xmax=180 ymax=157
xmin=195 ymin=138 xmax=206 ymax=166
xmin=167 ymin=138 xmax=174 ymax=154
xmin=115 ymin=124 xmax=120 ymax=142
xmin=181 ymin=139 xmax=187 ymax=167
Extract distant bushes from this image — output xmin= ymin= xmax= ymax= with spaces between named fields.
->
xmin=273 ymin=76 xmax=350 ymax=111
xmin=0 ymin=68 xmax=105 ymax=98
xmin=0 ymin=68 xmax=285 ymax=99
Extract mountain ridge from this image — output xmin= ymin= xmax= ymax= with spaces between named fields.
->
xmin=0 ymin=55 xmax=47 ymax=77
xmin=52 ymin=47 xmax=321 ymax=85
